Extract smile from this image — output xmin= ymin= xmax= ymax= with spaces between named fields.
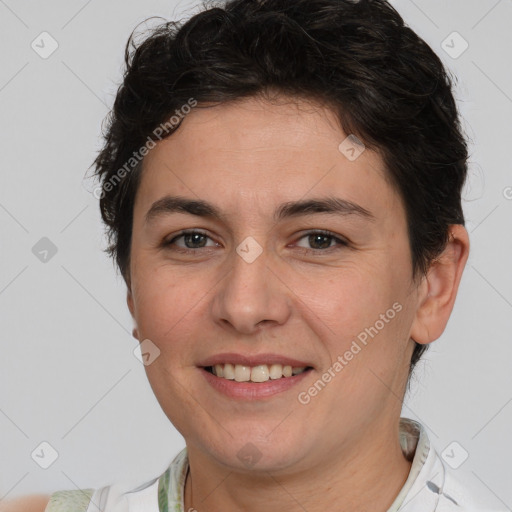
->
xmin=205 ymin=363 xmax=310 ymax=382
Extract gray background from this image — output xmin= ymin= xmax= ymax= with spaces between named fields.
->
xmin=1 ymin=0 xmax=511 ymax=507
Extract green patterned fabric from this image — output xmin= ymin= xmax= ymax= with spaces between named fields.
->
xmin=42 ymin=449 xmax=189 ymax=512
xmin=46 ymin=489 xmax=94 ymax=512
xmin=158 ymin=466 xmax=170 ymax=512
xmin=158 ymin=448 xmax=189 ymax=512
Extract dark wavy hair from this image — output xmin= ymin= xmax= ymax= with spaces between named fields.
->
xmin=91 ymin=0 xmax=468 ymax=381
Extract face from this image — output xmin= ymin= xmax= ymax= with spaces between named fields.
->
xmin=127 ymin=95 xmax=422 ymax=473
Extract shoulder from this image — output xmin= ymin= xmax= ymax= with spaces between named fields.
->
xmin=397 ymin=419 xmax=507 ymax=512
xmin=44 ymin=489 xmax=94 ymax=512
xmin=437 ymin=466 xmax=508 ymax=512
xmin=0 ymin=494 xmax=50 ymax=512
xmin=1 ymin=489 xmax=94 ymax=512
xmin=0 ymin=449 xmax=188 ymax=512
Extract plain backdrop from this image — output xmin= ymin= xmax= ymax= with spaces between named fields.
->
xmin=1 ymin=0 xmax=511 ymax=508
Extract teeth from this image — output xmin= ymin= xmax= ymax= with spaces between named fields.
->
xmin=269 ymin=364 xmax=283 ymax=380
xmin=210 ymin=363 xmax=308 ymax=382
xmin=234 ymin=365 xmax=251 ymax=382
xmin=223 ymin=363 xmax=235 ymax=379
xmin=251 ymin=365 xmax=269 ymax=383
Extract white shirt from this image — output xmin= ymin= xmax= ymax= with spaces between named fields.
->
xmin=45 ymin=417 xmax=507 ymax=512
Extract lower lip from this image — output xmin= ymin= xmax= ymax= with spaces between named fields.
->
xmin=200 ymin=367 xmax=313 ymax=400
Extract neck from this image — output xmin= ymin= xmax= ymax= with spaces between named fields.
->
xmin=184 ymin=420 xmax=413 ymax=512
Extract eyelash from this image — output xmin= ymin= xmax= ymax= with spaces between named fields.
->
xmin=163 ymin=229 xmax=348 ymax=255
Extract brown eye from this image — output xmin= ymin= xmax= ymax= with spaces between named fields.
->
xmin=295 ymin=230 xmax=348 ymax=253
xmin=165 ymin=230 xmax=218 ymax=252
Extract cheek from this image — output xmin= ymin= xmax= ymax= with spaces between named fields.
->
xmin=308 ymin=270 xmax=395 ymax=337
xmin=132 ymin=268 xmax=201 ymax=346
xmin=313 ymin=269 xmax=410 ymax=378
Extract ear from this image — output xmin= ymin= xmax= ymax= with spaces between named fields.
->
xmin=127 ymin=288 xmax=139 ymax=340
xmin=410 ymin=224 xmax=470 ymax=345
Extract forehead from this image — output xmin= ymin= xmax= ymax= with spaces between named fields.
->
xmin=135 ymin=95 xmax=403 ymax=226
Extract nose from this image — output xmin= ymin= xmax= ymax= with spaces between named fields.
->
xmin=211 ymin=243 xmax=292 ymax=335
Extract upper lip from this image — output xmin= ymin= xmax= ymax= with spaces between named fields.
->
xmin=198 ymin=353 xmax=313 ymax=368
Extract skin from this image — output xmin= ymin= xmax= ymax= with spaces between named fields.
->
xmin=125 ymin=94 xmax=469 ymax=512
xmin=0 ymin=495 xmax=50 ymax=512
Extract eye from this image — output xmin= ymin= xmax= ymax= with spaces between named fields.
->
xmin=164 ymin=230 xmax=219 ymax=253
xmin=163 ymin=229 xmax=348 ymax=255
xmin=294 ymin=230 xmax=348 ymax=253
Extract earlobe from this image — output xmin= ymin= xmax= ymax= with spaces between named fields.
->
xmin=127 ymin=289 xmax=139 ymax=340
xmin=410 ymin=224 xmax=470 ymax=345
xmin=127 ymin=288 xmax=135 ymax=317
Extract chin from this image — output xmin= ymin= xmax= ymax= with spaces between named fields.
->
xmin=199 ymin=427 xmax=310 ymax=473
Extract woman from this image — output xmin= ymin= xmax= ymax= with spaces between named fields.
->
xmin=6 ymin=0 xmax=504 ymax=510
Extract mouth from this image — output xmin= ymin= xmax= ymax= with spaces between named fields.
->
xmin=198 ymin=353 xmax=315 ymax=399
xmin=203 ymin=363 xmax=313 ymax=383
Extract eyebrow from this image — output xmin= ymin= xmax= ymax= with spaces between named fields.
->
xmin=144 ymin=195 xmax=376 ymax=225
